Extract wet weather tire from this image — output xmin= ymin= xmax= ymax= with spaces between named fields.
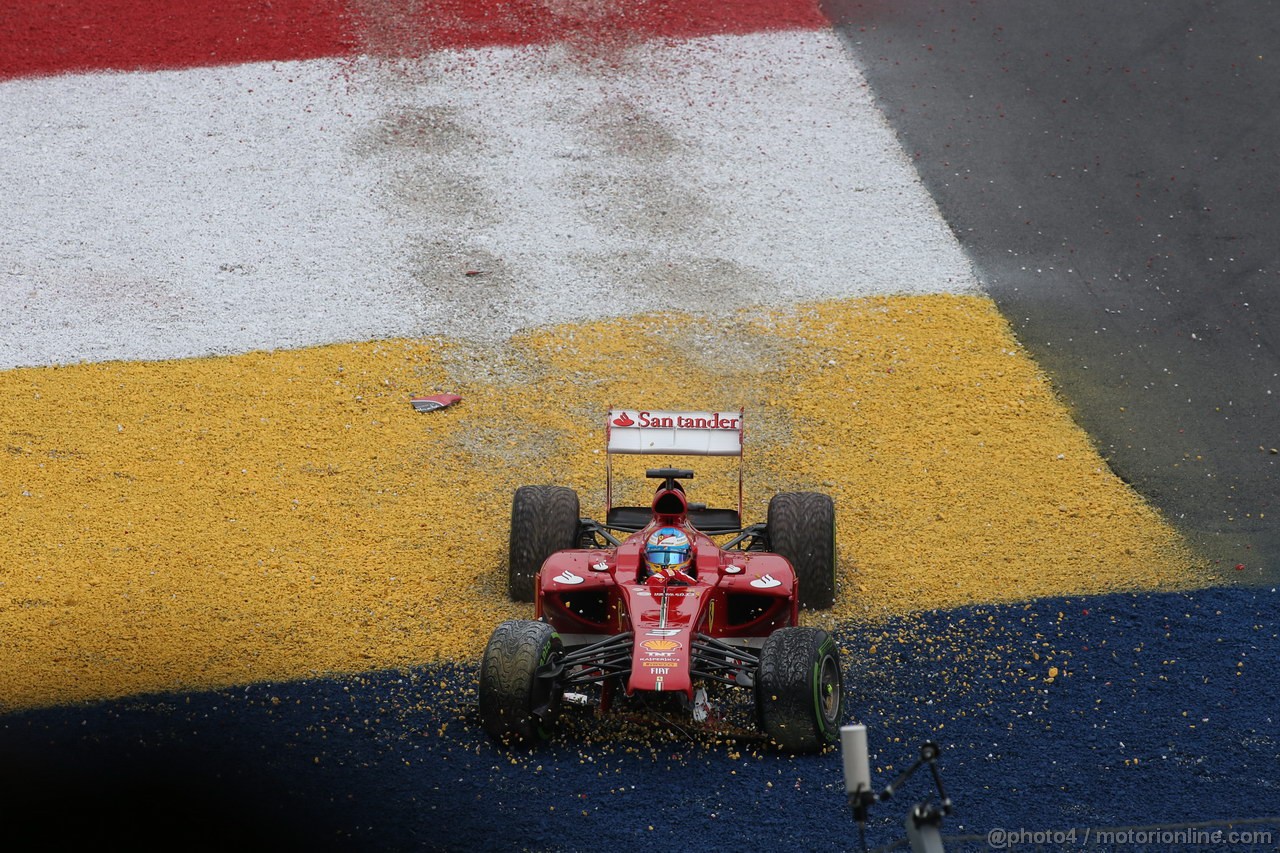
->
xmin=767 ymin=492 xmax=837 ymax=610
xmin=508 ymin=485 xmax=580 ymax=602
xmin=478 ymin=620 xmax=563 ymax=746
xmin=755 ymin=627 xmax=844 ymax=753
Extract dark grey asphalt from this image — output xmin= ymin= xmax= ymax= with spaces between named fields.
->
xmin=821 ymin=0 xmax=1279 ymax=575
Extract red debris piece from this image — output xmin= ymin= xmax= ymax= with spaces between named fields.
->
xmin=411 ymin=393 xmax=461 ymax=413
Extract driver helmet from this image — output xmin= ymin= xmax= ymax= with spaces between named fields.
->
xmin=645 ymin=527 xmax=692 ymax=576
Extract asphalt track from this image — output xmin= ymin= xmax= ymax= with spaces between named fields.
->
xmin=823 ymin=0 xmax=1279 ymax=575
xmin=3 ymin=2 xmax=1279 ymax=851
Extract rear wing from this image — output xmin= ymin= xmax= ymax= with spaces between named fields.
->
xmin=605 ymin=409 xmax=745 ymax=520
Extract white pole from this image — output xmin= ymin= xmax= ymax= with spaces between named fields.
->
xmin=841 ymin=724 xmax=872 ymax=795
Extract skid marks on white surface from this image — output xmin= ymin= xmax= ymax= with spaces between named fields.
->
xmin=1 ymin=30 xmax=976 ymax=368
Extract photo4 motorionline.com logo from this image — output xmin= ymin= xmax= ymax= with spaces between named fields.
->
xmin=986 ymin=826 xmax=1274 ymax=849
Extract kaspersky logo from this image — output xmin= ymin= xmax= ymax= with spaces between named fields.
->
xmin=611 ymin=411 xmax=740 ymax=430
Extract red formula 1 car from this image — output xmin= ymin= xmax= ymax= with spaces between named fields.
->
xmin=478 ymin=409 xmax=844 ymax=752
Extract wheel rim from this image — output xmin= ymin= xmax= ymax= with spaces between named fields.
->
xmin=818 ymin=653 xmax=841 ymax=723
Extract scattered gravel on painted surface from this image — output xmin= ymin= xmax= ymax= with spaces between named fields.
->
xmin=1 ymin=587 xmax=1274 ymax=850
xmin=0 ymin=2 xmax=1264 ymax=846
xmin=0 ymin=296 xmax=1205 ymax=709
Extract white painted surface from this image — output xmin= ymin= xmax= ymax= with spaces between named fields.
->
xmin=0 ymin=30 xmax=977 ymax=368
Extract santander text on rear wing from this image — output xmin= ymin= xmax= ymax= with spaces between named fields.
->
xmin=605 ymin=408 xmax=744 ymax=518
xmin=606 ymin=409 xmax=743 ymax=456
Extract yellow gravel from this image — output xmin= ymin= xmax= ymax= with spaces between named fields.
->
xmin=0 ymin=295 xmax=1207 ymax=709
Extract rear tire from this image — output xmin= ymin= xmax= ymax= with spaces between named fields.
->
xmin=755 ymin=626 xmax=844 ymax=752
xmin=508 ymin=485 xmax=580 ymax=602
xmin=767 ymin=492 xmax=837 ymax=610
xmin=478 ymin=620 xmax=563 ymax=746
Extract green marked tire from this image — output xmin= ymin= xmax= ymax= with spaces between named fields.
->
xmin=755 ymin=626 xmax=844 ymax=753
xmin=767 ymin=491 xmax=837 ymax=610
xmin=508 ymin=485 xmax=580 ymax=602
xmin=478 ymin=619 xmax=563 ymax=746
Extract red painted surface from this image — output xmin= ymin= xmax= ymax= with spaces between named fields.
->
xmin=0 ymin=0 xmax=355 ymax=80
xmin=1 ymin=0 xmax=828 ymax=80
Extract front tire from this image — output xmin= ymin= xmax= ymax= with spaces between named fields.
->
xmin=478 ymin=620 xmax=563 ymax=746
xmin=767 ymin=492 xmax=837 ymax=610
xmin=755 ymin=627 xmax=844 ymax=752
xmin=508 ymin=485 xmax=580 ymax=602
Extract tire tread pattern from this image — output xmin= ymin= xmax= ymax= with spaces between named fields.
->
xmin=508 ymin=485 xmax=580 ymax=602
xmin=767 ymin=491 xmax=837 ymax=610
xmin=478 ymin=619 xmax=560 ymax=746
xmin=755 ymin=626 xmax=843 ymax=752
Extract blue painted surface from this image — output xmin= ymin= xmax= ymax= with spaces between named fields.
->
xmin=2 ymin=586 xmax=1276 ymax=850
